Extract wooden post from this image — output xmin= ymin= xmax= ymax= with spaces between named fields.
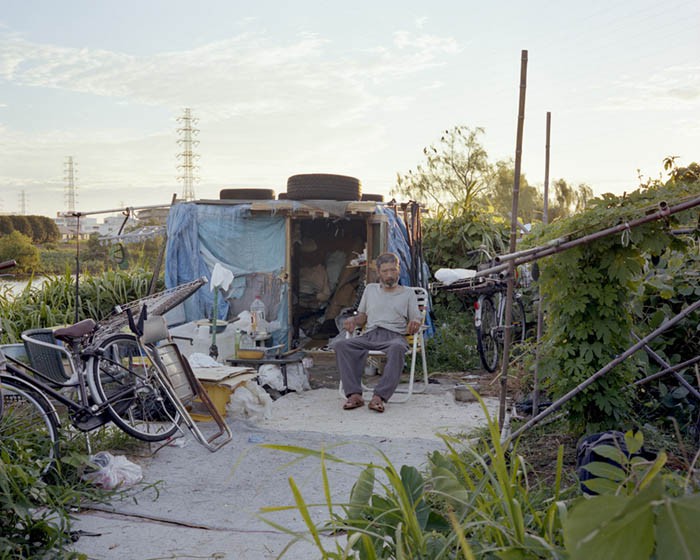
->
xmin=499 ymin=49 xmax=529 ymax=429
xmin=533 ymin=112 xmax=551 ymax=415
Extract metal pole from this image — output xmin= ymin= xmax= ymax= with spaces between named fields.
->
xmin=508 ymin=298 xmax=700 ymax=441
xmin=58 ymin=202 xmax=174 ymax=218
xmin=533 ymin=112 xmax=551 ymax=415
xmin=499 ymin=49 xmax=528 ymax=429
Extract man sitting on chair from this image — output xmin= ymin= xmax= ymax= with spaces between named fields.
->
xmin=335 ymin=252 xmax=421 ymax=413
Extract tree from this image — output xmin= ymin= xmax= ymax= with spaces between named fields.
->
xmin=485 ymin=159 xmax=543 ymax=224
xmin=391 ymin=126 xmax=492 ymax=217
xmin=9 ymin=215 xmax=32 ymax=237
xmin=548 ymin=179 xmax=593 ymax=221
xmin=0 ymin=231 xmax=40 ymax=272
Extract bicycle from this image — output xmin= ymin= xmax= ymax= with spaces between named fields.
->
xmin=474 ymin=277 xmax=527 ymax=373
xmin=1 ymin=264 xmax=209 ymax=472
xmin=430 ymin=248 xmax=528 ymax=373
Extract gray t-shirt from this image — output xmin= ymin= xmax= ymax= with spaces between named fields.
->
xmin=357 ymin=284 xmax=421 ymax=334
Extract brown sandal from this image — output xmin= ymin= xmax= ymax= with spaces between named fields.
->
xmin=343 ymin=394 xmax=364 ymax=410
xmin=368 ymin=395 xmax=385 ymax=413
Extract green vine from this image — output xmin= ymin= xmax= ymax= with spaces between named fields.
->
xmin=527 ymin=180 xmax=699 ymax=432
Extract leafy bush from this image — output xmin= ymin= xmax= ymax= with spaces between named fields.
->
xmin=0 ymin=429 xmax=108 ymax=559
xmin=427 ymin=293 xmax=481 ymax=372
xmin=528 ymin=180 xmax=698 ymax=432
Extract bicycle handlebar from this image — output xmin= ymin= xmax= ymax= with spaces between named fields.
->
xmin=0 ymin=260 xmax=17 ymax=271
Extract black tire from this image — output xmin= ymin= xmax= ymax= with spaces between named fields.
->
xmin=511 ymin=297 xmax=527 ymax=344
xmin=361 ymin=193 xmax=384 ymax=202
xmin=220 ymin=188 xmax=276 ymax=200
xmin=476 ymin=296 xmax=499 ymax=373
xmin=286 ymin=173 xmax=361 ymax=201
xmin=1 ymin=374 xmax=60 ymax=476
xmin=277 ymin=192 xmax=288 ymax=200
xmin=89 ymin=335 xmax=180 ymax=442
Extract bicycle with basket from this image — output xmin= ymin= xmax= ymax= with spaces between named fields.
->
xmin=1 ymin=262 xmax=231 ymax=475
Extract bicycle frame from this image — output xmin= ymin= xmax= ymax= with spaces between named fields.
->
xmin=4 ymin=352 xmax=129 ymax=432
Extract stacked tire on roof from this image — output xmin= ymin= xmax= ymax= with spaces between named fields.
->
xmin=219 ymin=174 xmax=384 ymax=202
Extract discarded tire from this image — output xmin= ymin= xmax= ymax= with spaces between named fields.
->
xmin=277 ymin=192 xmax=288 ymax=200
xmin=220 ymin=188 xmax=276 ymax=200
xmin=361 ymin=193 xmax=384 ymax=202
xmin=286 ymin=174 xmax=361 ymax=201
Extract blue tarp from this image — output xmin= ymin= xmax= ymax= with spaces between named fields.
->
xmin=165 ymin=203 xmax=288 ymax=345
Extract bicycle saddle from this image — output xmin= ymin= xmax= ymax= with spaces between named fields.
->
xmin=54 ymin=319 xmax=97 ymax=342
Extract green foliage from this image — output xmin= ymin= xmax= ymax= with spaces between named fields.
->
xmin=422 ymin=210 xmax=508 ymax=271
xmin=528 ymin=179 xmax=698 ymax=432
xmin=0 ymin=231 xmax=41 ymax=273
xmin=633 ymin=247 xmax=700 ymax=431
xmin=0 ymin=215 xmax=59 ymax=244
xmin=566 ymin=430 xmax=699 ymax=560
xmin=0 ymin=425 xmax=110 ymax=559
xmin=0 ymin=269 xmax=159 ymax=343
xmin=547 ymin=179 xmax=594 ymax=222
xmin=426 ymin=294 xmax=481 ymax=372
xmin=487 ymin=158 xmax=542 ymax=224
xmin=260 ymin=392 xmax=573 ymax=559
xmin=260 ymin=399 xmax=699 ymax=559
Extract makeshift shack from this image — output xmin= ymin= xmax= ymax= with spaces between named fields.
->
xmin=164 ymin=179 xmax=428 ymax=355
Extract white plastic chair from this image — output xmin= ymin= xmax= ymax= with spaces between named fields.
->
xmin=338 ymin=286 xmax=429 ymax=403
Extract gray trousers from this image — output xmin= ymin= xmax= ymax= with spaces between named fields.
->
xmin=335 ymin=327 xmax=409 ymax=402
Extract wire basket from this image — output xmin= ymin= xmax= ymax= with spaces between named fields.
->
xmin=96 ymin=277 xmax=207 ymax=341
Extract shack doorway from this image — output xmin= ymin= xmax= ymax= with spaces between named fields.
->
xmin=291 ymin=216 xmax=369 ymax=344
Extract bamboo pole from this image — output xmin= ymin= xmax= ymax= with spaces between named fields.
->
xmin=631 ymin=332 xmax=700 ymax=401
xmin=508 ymin=298 xmax=700 ymax=441
xmin=499 ymin=49 xmax=528 ymax=429
xmin=532 ymin=112 xmax=551 ymax=415
xmin=633 ymin=356 xmax=700 ymax=388
xmin=472 ymin=195 xmax=700 ymax=280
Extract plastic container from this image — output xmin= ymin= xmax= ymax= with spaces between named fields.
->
xmin=250 ymin=296 xmax=266 ymax=334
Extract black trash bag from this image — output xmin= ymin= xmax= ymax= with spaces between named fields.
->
xmin=575 ymin=430 xmax=655 ymax=495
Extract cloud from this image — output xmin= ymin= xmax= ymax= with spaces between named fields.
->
xmin=0 ymin=27 xmax=460 ymax=125
xmin=600 ymin=64 xmax=700 ymax=111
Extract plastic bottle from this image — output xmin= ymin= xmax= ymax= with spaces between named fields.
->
xmin=250 ymin=296 xmax=266 ymax=334
xmin=234 ymin=329 xmax=241 ymax=358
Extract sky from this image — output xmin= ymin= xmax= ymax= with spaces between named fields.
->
xmin=0 ymin=0 xmax=698 ymax=219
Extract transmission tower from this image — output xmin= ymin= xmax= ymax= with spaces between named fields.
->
xmin=64 ymin=156 xmax=78 ymax=212
xmin=176 ymin=108 xmax=200 ymax=201
xmin=18 ymin=190 xmax=27 ymax=215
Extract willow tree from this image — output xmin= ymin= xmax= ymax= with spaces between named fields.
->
xmin=391 ymin=126 xmax=492 ymax=218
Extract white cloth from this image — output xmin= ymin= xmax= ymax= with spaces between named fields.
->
xmin=210 ymin=262 xmax=234 ymax=291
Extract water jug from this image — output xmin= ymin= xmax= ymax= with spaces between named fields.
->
xmin=250 ymin=296 xmax=266 ymax=334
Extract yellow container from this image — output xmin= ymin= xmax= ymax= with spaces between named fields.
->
xmin=189 ymin=381 xmax=232 ymax=422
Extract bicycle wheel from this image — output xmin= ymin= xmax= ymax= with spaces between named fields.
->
xmin=88 ymin=334 xmax=181 ymax=442
xmin=476 ymin=296 xmax=499 ymax=373
xmin=511 ymin=297 xmax=527 ymax=345
xmin=1 ymin=374 xmax=60 ymax=476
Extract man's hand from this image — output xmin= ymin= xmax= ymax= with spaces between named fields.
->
xmin=406 ymin=319 xmax=421 ymax=335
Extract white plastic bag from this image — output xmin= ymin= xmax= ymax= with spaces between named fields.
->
xmin=434 ymin=268 xmax=476 ymax=285
xmin=257 ymin=363 xmax=310 ymax=393
xmin=228 ymin=381 xmax=273 ymax=421
xmin=82 ymin=451 xmax=143 ymax=490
